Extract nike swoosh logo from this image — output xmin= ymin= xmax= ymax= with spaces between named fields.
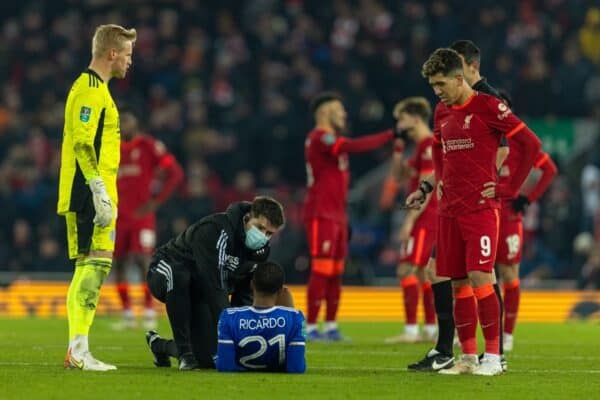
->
xmin=455 ymin=322 xmax=471 ymax=328
xmin=478 ymin=259 xmax=490 ymax=264
xmin=481 ymin=323 xmax=495 ymax=329
xmin=432 ymin=359 xmax=453 ymax=370
xmin=441 ymin=122 xmax=448 ymax=127
xmin=68 ymin=350 xmax=84 ymax=369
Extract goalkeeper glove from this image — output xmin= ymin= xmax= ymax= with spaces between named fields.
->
xmin=88 ymin=177 xmax=113 ymax=228
xmin=512 ymin=195 xmax=530 ymax=214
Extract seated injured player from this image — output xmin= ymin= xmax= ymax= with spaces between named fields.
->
xmin=216 ymin=261 xmax=306 ymax=373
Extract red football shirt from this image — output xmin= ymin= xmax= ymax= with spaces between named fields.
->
xmin=407 ymin=136 xmax=437 ymax=219
xmin=117 ymin=135 xmax=172 ymax=220
xmin=303 ymin=128 xmax=393 ymax=223
xmin=303 ymin=129 xmax=351 ymax=223
xmin=433 ymin=92 xmax=526 ymax=217
xmin=499 ymin=149 xmax=556 ymax=214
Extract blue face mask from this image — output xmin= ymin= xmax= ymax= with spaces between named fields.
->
xmin=245 ymin=226 xmax=269 ymax=250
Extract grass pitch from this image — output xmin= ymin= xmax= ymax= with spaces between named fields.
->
xmin=0 ymin=318 xmax=598 ymax=399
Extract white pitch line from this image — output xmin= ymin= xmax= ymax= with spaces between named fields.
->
xmin=29 ymin=345 xmax=124 ymax=350
xmin=307 ymin=350 xmax=600 ymax=361
xmin=308 ymin=366 xmax=600 ymax=374
xmin=2 ymin=362 xmax=600 ymax=375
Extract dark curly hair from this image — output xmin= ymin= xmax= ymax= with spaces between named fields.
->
xmin=421 ymin=48 xmax=464 ymax=78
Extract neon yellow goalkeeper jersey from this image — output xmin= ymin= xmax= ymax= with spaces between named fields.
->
xmin=57 ymin=69 xmax=120 ymax=215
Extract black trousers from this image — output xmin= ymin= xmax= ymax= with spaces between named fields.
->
xmin=147 ymin=256 xmax=229 ymax=368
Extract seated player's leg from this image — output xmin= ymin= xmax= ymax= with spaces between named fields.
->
xmin=496 ymin=216 xmax=523 ymax=352
xmin=64 ymin=201 xmax=117 ymax=371
xmin=462 ymin=209 xmax=503 ymax=376
xmin=304 ymin=218 xmax=338 ymax=341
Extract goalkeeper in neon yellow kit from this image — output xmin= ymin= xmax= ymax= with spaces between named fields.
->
xmin=57 ymin=24 xmax=136 ymax=371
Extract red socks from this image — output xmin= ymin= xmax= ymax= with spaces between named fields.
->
xmin=453 ymin=285 xmax=478 ymax=355
xmin=118 ymin=283 xmax=154 ymax=311
xmin=474 ymin=284 xmax=500 ymax=355
xmin=307 ymin=273 xmax=328 ymax=324
xmin=401 ymin=275 xmax=419 ymax=325
xmin=422 ymin=281 xmax=436 ymax=325
xmin=117 ymin=283 xmax=131 ymax=310
xmin=142 ymin=283 xmax=153 ymax=309
xmin=325 ymin=274 xmax=342 ymax=322
xmin=503 ymin=279 xmax=521 ymax=335
xmin=307 ymin=273 xmax=342 ymax=324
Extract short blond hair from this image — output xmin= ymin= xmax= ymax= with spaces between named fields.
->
xmin=393 ymin=97 xmax=432 ymax=122
xmin=92 ymin=24 xmax=137 ymax=58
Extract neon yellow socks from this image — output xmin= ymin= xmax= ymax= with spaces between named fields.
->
xmin=66 ymin=258 xmax=111 ymax=341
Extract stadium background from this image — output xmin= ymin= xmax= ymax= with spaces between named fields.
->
xmin=0 ymin=0 xmax=599 ymax=320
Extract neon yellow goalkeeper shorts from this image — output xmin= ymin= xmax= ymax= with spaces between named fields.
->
xmin=64 ymin=200 xmax=116 ymax=259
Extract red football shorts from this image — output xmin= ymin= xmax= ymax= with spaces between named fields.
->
xmin=305 ymin=218 xmax=347 ymax=276
xmin=436 ymin=208 xmax=500 ymax=279
xmin=114 ymin=216 xmax=156 ymax=258
xmin=496 ymin=207 xmax=523 ymax=265
xmin=399 ymin=214 xmax=437 ymax=267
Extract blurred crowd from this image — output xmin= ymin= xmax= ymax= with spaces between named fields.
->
xmin=0 ymin=0 xmax=599 ymax=285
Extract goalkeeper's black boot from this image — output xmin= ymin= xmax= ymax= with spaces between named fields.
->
xmin=178 ymin=352 xmax=200 ymax=371
xmin=145 ymin=330 xmax=171 ymax=367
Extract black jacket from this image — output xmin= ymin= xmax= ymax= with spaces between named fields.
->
xmin=156 ymin=202 xmax=269 ymax=299
xmin=473 ymin=77 xmax=502 ymax=99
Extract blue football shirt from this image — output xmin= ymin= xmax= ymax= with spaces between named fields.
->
xmin=216 ymin=306 xmax=306 ymax=373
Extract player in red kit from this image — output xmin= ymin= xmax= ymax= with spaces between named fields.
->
xmin=303 ymin=92 xmax=397 ymax=341
xmin=407 ymin=48 xmax=541 ymax=375
xmin=452 ymin=40 xmax=558 ymax=354
xmin=113 ymin=108 xmax=184 ymax=329
xmin=498 ymin=146 xmax=557 ymax=351
xmin=383 ymin=97 xmax=437 ymax=344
